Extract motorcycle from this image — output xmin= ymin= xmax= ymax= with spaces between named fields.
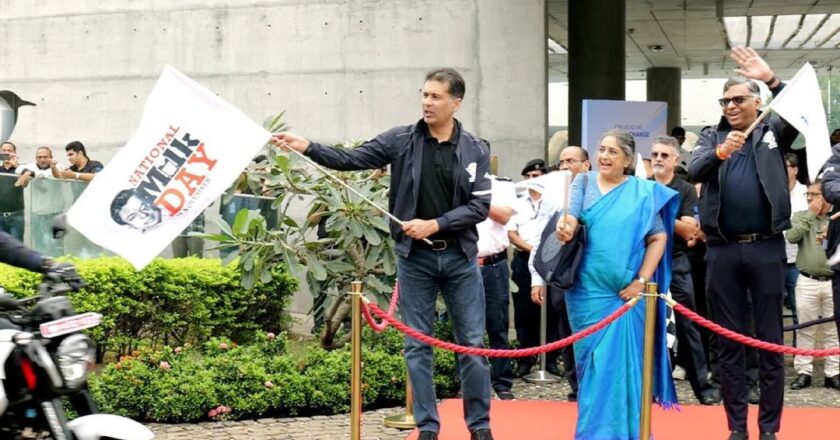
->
xmin=0 ymin=265 xmax=154 ymax=440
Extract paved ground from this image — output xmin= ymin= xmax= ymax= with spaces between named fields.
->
xmin=147 ymin=358 xmax=840 ymax=440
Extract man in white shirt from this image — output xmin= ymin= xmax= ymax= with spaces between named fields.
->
xmin=18 ymin=147 xmax=67 ymax=256
xmin=476 ymin=175 xmax=517 ymax=399
xmin=508 ymin=159 xmax=561 ymax=377
xmin=784 ymin=153 xmax=808 ymax=318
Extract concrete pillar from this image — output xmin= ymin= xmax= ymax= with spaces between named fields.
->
xmin=646 ymin=67 xmax=681 ymax=132
xmin=567 ymin=0 xmax=625 ymax=146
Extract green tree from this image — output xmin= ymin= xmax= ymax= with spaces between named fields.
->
xmin=206 ymin=113 xmax=396 ymax=349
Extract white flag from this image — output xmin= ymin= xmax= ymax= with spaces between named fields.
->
xmin=514 ymin=170 xmax=572 ymax=212
xmin=634 ymin=152 xmax=646 ymax=178
xmin=66 ymin=66 xmax=271 ymax=269
xmin=769 ymin=63 xmax=830 ymax=182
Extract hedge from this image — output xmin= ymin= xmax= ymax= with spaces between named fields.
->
xmin=89 ymin=323 xmax=459 ymax=423
xmin=0 ymin=257 xmax=297 ymax=360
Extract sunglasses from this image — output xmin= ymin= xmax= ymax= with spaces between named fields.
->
xmin=650 ymin=151 xmax=671 ymax=159
xmin=718 ymin=95 xmax=755 ymax=107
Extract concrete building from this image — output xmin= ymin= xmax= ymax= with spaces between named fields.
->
xmin=1 ymin=0 xmax=546 ymax=181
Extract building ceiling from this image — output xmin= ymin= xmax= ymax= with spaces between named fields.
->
xmin=547 ymin=0 xmax=840 ymax=82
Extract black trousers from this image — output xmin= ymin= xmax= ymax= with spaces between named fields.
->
xmin=706 ymin=235 xmax=785 ymax=434
xmin=833 ymin=271 xmax=840 ymax=347
xmin=671 ymin=254 xmax=714 ymax=399
xmin=511 ymin=250 xmax=559 ymax=365
xmin=550 ymin=285 xmax=578 ymax=392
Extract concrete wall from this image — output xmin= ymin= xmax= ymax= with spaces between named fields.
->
xmin=0 ymin=0 xmax=546 ymax=329
xmin=1 ymin=0 xmax=545 ymax=178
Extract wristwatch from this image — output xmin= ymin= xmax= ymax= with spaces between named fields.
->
xmin=637 ymin=276 xmax=647 ymax=285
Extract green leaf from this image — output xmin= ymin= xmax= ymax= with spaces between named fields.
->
xmin=232 ymin=209 xmax=251 ymax=235
xmin=306 ymin=251 xmax=327 ymax=281
xmin=275 ymin=155 xmax=290 ymax=173
xmin=361 ymin=226 xmax=382 ymax=246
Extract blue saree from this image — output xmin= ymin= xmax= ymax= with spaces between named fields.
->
xmin=565 ymin=173 xmax=679 ymax=440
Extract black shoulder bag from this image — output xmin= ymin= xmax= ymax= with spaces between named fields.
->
xmin=532 ymin=173 xmax=588 ymax=300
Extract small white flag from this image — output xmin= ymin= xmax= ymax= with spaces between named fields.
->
xmin=514 ymin=170 xmax=572 ymax=212
xmin=769 ymin=63 xmax=831 ymax=182
xmin=66 ymin=66 xmax=271 ymax=269
xmin=635 ymin=152 xmax=646 ymax=178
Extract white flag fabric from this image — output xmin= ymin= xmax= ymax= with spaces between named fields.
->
xmin=66 ymin=66 xmax=271 ymax=269
xmin=634 ymin=152 xmax=646 ymax=178
xmin=514 ymin=170 xmax=572 ymax=213
xmin=769 ymin=63 xmax=830 ymax=182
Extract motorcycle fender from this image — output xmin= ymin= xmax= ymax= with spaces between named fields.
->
xmin=67 ymin=414 xmax=155 ymax=440
xmin=0 ymin=340 xmax=16 ymax=380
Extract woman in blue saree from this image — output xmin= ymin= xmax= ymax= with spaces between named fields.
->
xmin=556 ymin=129 xmax=679 ymax=440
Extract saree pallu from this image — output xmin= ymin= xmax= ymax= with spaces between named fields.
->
xmin=566 ymin=176 xmax=679 ymax=440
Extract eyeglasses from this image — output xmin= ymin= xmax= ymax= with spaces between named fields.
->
xmin=718 ymin=95 xmax=756 ymax=107
xmin=524 ymin=172 xmax=542 ymax=179
xmin=650 ymin=151 xmax=671 ymax=159
xmin=557 ymin=158 xmax=583 ymax=165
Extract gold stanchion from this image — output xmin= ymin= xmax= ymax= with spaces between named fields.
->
xmin=383 ymin=370 xmax=416 ymax=429
xmin=489 ymin=154 xmax=499 ymax=176
xmin=350 ymin=281 xmax=363 ymax=440
xmin=639 ymin=283 xmax=658 ymax=440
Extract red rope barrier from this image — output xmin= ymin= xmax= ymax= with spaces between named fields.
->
xmin=671 ymin=301 xmax=840 ymax=357
xmin=361 ymin=283 xmax=400 ymax=333
xmin=363 ymin=298 xmax=638 ymax=358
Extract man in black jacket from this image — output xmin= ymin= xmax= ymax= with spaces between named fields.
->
xmin=817 ymin=143 xmax=840 ymax=371
xmin=688 ymin=47 xmax=802 ymax=440
xmin=273 ymin=68 xmax=493 ymax=440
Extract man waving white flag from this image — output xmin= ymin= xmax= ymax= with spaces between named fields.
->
xmin=769 ymin=63 xmax=830 ymax=182
xmin=66 ymin=66 xmax=271 ymax=269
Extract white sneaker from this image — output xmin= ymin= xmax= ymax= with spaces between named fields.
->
xmin=672 ymin=365 xmax=686 ymax=381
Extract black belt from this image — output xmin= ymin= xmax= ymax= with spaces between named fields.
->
xmin=800 ymin=270 xmax=832 ymax=282
xmin=0 ymin=210 xmax=23 ymax=217
xmin=416 ymin=237 xmax=457 ymax=251
xmin=729 ymin=233 xmax=775 ymax=244
xmin=478 ymin=251 xmax=507 ymax=266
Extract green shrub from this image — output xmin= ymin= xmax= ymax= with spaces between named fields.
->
xmin=0 ymin=257 xmax=297 ymax=359
xmin=90 ymin=323 xmax=460 ymax=422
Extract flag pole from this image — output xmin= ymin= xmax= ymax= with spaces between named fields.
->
xmin=285 ymin=148 xmax=433 ymax=245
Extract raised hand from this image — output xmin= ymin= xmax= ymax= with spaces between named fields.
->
xmin=272 ymin=132 xmax=311 ymax=153
xmin=730 ymin=46 xmax=774 ymax=83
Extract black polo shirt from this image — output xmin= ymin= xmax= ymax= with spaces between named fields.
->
xmin=416 ymin=124 xmax=459 ymax=240
xmin=0 ymin=166 xmax=24 ymax=212
xmin=69 ymin=159 xmax=104 ymax=174
xmin=719 ymin=141 xmax=772 ymax=236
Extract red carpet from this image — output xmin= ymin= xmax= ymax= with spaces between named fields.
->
xmin=403 ymin=399 xmax=838 ymax=439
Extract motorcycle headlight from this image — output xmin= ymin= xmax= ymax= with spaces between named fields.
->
xmin=55 ymin=334 xmax=95 ymax=389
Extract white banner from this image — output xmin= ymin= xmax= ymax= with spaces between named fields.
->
xmin=67 ymin=66 xmax=271 ymax=269
xmin=581 ymin=100 xmax=667 ymax=159
xmin=768 ymin=63 xmax=830 ymax=182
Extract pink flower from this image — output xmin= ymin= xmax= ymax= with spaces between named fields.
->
xmin=219 ymin=343 xmax=229 ymax=350
xmin=208 ymin=408 xmax=218 ymax=418
xmin=174 ymin=347 xmax=183 ymax=354
xmin=266 ymin=332 xmax=276 ymax=340
xmin=159 ymin=361 xmax=171 ymax=371
xmin=264 ymin=380 xmax=274 ymax=388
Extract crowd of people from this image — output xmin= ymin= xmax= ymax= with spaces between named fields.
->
xmin=4 ymin=44 xmax=840 ymax=440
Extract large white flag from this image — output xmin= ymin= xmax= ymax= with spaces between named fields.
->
xmin=769 ymin=63 xmax=830 ymax=182
xmin=67 ymin=66 xmax=271 ymax=269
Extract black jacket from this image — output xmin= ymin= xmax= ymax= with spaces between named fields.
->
xmin=0 ymin=231 xmax=45 ymax=273
xmin=306 ymin=119 xmax=491 ymax=258
xmin=688 ymin=82 xmax=803 ymax=243
xmin=817 ymin=143 xmax=840 ymax=269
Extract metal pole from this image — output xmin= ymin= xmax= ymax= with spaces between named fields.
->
xmin=350 ymin=281 xmax=363 ymax=440
xmin=383 ymin=370 xmax=416 ymax=429
xmin=639 ymin=282 xmax=658 ymax=440
xmin=524 ymin=289 xmax=560 ymax=384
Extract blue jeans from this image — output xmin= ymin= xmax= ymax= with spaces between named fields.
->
xmin=0 ymin=210 xmax=24 ymax=241
xmin=398 ymin=246 xmax=490 ymax=433
xmin=480 ymin=257 xmax=514 ymax=393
